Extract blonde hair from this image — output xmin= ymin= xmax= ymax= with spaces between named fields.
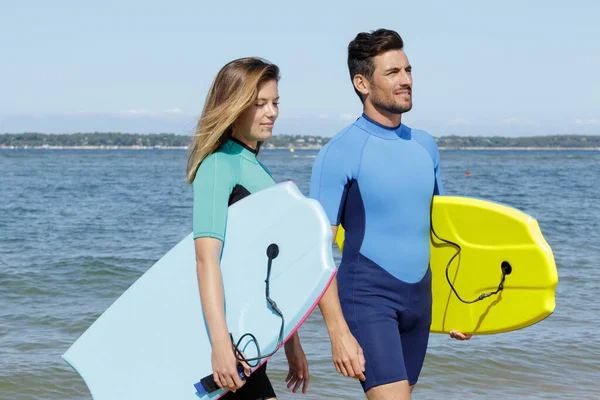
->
xmin=186 ymin=57 xmax=280 ymax=184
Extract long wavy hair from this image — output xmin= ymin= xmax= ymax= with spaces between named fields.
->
xmin=186 ymin=57 xmax=280 ymax=184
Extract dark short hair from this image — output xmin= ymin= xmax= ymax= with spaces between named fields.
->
xmin=347 ymin=29 xmax=404 ymax=100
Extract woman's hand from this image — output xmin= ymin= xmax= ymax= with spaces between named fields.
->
xmin=284 ymin=332 xmax=310 ymax=394
xmin=211 ymin=340 xmax=250 ymax=393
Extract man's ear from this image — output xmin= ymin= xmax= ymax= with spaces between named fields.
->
xmin=353 ymin=74 xmax=370 ymax=98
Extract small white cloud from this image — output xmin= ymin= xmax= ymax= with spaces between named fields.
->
xmin=500 ymin=118 xmax=540 ymax=127
xmin=123 ymin=109 xmax=152 ymax=115
xmin=340 ymin=113 xmax=357 ymax=121
xmin=500 ymin=117 xmax=520 ymax=125
xmin=575 ymin=118 xmax=599 ymax=125
xmin=120 ymin=108 xmax=189 ymax=117
xmin=447 ymin=118 xmax=470 ymax=126
xmin=318 ymin=114 xmax=328 ymax=120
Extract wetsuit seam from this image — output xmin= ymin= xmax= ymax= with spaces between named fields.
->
xmin=210 ymin=153 xmax=220 ymax=233
xmin=258 ymin=160 xmax=272 ymax=179
xmin=238 ymin=154 xmax=244 ymax=187
xmin=319 ymin=127 xmax=353 ymax=225
xmin=354 ymin=123 xmax=400 ymax=140
xmin=347 ymin=242 xmax=376 ymax=384
xmin=400 ymin=272 xmax=430 ymax=337
xmin=317 ymin=144 xmax=333 ymax=222
xmin=413 ymin=136 xmax=436 ymax=172
xmin=356 ymin=134 xmax=370 ymax=180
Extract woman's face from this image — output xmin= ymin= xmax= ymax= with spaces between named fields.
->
xmin=233 ymin=79 xmax=279 ymax=148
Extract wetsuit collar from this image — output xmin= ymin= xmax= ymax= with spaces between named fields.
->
xmin=227 ymin=137 xmax=259 ymax=163
xmin=355 ymin=113 xmax=403 ymax=140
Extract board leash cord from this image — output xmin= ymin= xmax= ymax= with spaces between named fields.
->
xmin=430 ymin=220 xmax=512 ymax=304
xmin=194 ymin=243 xmax=285 ymax=395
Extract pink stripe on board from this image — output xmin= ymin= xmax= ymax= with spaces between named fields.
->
xmin=281 ymin=269 xmax=338 ymax=344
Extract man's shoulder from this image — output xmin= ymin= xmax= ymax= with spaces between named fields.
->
xmin=409 ymin=127 xmax=439 ymax=151
xmin=409 ymin=127 xmax=436 ymax=142
xmin=322 ymin=122 xmax=369 ymax=152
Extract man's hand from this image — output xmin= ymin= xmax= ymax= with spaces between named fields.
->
xmin=330 ymin=330 xmax=366 ymax=381
xmin=449 ymin=330 xmax=472 ymax=340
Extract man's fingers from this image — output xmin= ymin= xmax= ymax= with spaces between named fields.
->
xmin=337 ymin=360 xmax=349 ymax=377
xmin=358 ymin=347 xmax=366 ymax=371
xmin=334 ymin=362 xmax=341 ymax=374
xmin=343 ymin=360 xmax=357 ymax=379
xmin=351 ymin=358 xmax=366 ymax=381
xmin=449 ymin=330 xmax=472 ymax=340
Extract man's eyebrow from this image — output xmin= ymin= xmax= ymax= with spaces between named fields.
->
xmin=384 ymin=65 xmax=411 ymax=73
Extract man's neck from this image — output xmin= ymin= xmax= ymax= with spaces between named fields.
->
xmin=363 ymin=103 xmax=401 ymax=128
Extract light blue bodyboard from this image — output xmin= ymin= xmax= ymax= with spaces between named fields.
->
xmin=63 ymin=182 xmax=336 ymax=399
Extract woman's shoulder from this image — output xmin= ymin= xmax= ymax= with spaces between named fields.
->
xmin=201 ymin=147 xmax=238 ymax=167
xmin=194 ymin=151 xmax=238 ymax=183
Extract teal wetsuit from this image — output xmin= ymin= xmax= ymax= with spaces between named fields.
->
xmin=192 ymin=137 xmax=276 ymax=399
xmin=193 ymin=138 xmax=274 ymax=240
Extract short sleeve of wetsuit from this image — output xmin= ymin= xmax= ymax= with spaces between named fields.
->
xmin=192 ymin=154 xmax=234 ymax=241
xmin=309 ymin=131 xmax=364 ymax=226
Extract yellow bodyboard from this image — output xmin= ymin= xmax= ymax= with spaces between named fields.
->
xmin=335 ymin=196 xmax=558 ymax=334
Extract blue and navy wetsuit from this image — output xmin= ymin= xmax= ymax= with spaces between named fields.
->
xmin=309 ymin=114 xmax=444 ymax=391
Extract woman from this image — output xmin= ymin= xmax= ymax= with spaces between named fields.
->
xmin=186 ymin=58 xmax=309 ymax=399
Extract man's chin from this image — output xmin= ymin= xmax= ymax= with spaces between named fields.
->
xmin=397 ymin=100 xmax=412 ymax=114
xmin=386 ymin=104 xmax=412 ymax=115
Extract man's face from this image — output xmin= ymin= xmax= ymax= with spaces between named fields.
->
xmin=367 ymin=49 xmax=413 ymax=115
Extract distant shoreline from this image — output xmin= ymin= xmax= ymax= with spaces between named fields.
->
xmin=0 ymin=145 xmax=189 ymax=150
xmin=1 ymin=145 xmax=599 ymax=151
xmin=3 ymin=133 xmax=600 ymax=150
xmin=438 ymin=146 xmax=600 ymax=151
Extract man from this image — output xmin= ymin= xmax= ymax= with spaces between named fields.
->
xmin=312 ymin=29 xmax=470 ymax=400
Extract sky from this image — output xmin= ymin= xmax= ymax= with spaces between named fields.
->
xmin=1 ymin=0 xmax=599 ymax=137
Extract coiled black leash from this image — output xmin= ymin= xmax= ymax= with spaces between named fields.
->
xmin=430 ymin=217 xmax=512 ymax=304
xmin=194 ymin=243 xmax=285 ymax=395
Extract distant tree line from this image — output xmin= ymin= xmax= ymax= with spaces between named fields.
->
xmin=264 ymin=134 xmax=330 ymax=148
xmin=0 ymin=133 xmax=191 ymax=147
xmin=435 ymin=135 xmax=600 ymax=148
xmin=0 ymin=133 xmax=333 ymax=148
xmin=1 ymin=132 xmax=599 ymax=148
